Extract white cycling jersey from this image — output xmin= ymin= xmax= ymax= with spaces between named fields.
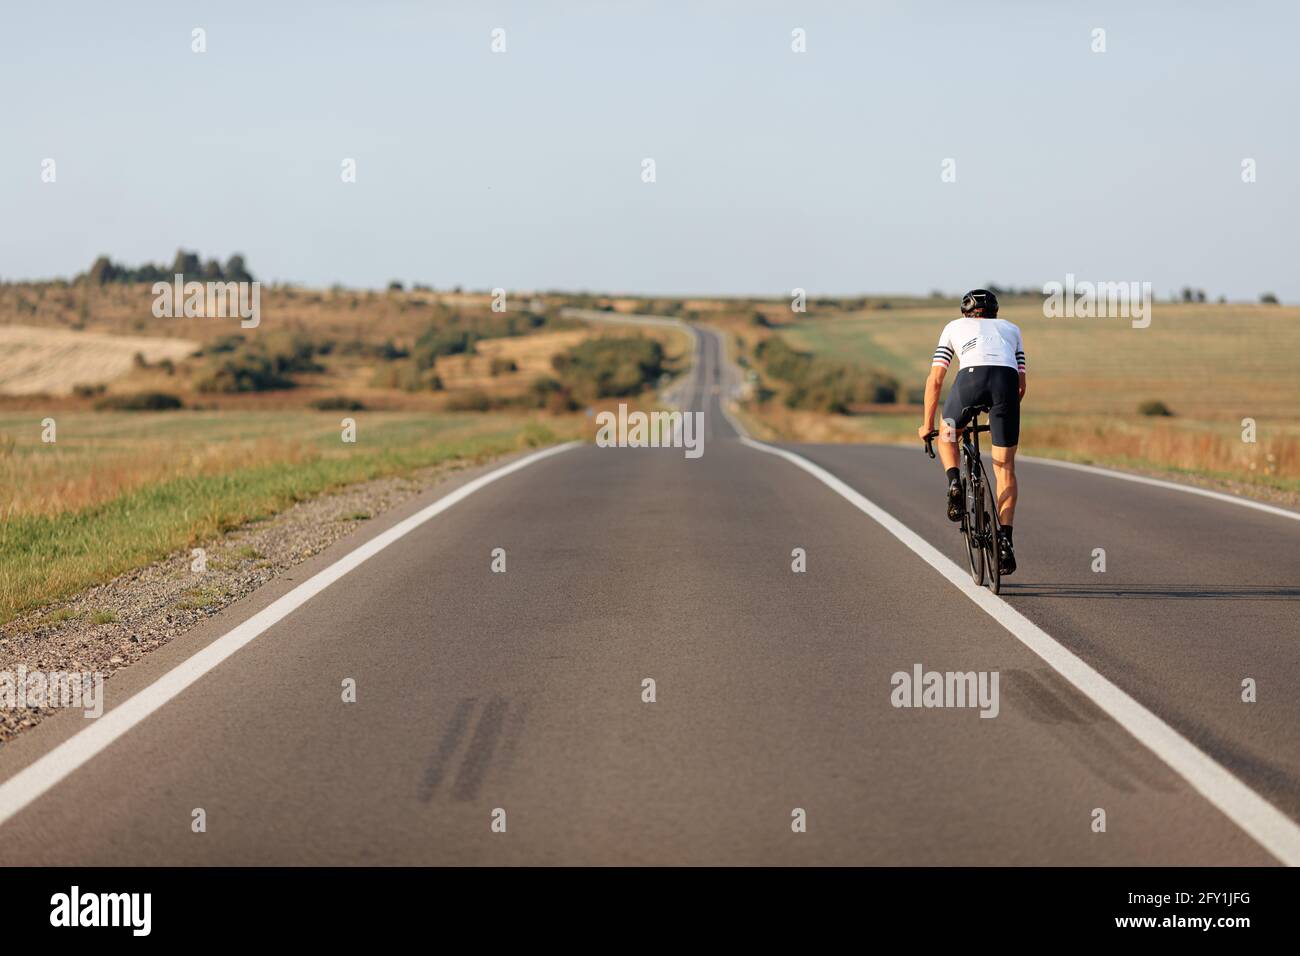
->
xmin=931 ymin=317 xmax=1025 ymax=373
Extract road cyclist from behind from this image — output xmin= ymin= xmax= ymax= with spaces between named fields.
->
xmin=916 ymin=289 xmax=1026 ymax=575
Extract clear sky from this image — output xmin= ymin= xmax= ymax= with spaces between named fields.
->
xmin=2 ymin=1 xmax=1296 ymax=299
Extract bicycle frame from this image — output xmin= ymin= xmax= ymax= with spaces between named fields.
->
xmin=960 ymin=422 xmax=992 ymax=540
xmin=924 ymin=409 xmax=1000 ymax=591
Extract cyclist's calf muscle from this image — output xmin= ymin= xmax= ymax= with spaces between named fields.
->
xmin=991 ymin=443 xmax=1018 ymax=526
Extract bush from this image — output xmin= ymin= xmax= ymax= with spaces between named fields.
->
xmin=1138 ymin=400 xmax=1174 ymax=417
xmin=72 ymin=383 xmax=107 ymax=398
xmin=369 ymin=361 xmax=442 ymax=391
xmin=203 ymin=334 xmax=246 ymax=354
xmin=338 ymin=339 xmax=408 ymax=360
xmin=95 ymin=391 xmax=184 ymax=411
xmin=195 ymin=332 xmax=326 ymax=392
xmin=527 ymin=375 xmax=578 ymax=412
xmin=551 ymin=337 xmax=665 ymax=401
xmin=309 ymin=396 xmax=366 ymax=411
xmin=196 ymin=351 xmax=295 ymax=393
xmin=445 ymin=390 xmax=492 ymax=412
xmin=489 ymin=356 xmax=518 ymax=376
xmin=412 ymin=327 xmax=475 ymax=369
xmin=755 ymin=337 xmax=899 ymax=413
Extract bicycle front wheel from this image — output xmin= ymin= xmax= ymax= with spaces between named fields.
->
xmin=963 ymin=462 xmax=984 ymax=586
xmin=984 ymin=471 xmax=1002 ymax=595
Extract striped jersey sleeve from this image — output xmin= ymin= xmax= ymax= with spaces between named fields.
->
xmin=932 ymin=322 xmax=955 ymax=369
xmin=1014 ymin=326 xmax=1026 ymax=372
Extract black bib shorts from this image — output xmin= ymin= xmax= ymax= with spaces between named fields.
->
xmin=941 ymin=365 xmax=1021 ymax=447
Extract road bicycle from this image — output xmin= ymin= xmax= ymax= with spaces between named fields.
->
xmin=923 ymin=406 xmax=1004 ymax=594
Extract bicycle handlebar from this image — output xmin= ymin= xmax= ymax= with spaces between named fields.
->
xmin=922 ymin=430 xmax=938 ymax=459
xmin=922 ymin=422 xmax=994 ymax=459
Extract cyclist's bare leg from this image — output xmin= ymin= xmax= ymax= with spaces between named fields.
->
xmin=937 ymin=429 xmax=960 ymax=471
xmin=991 ymin=444 xmax=1018 ymax=526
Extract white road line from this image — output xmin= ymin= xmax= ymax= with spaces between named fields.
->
xmin=0 ymin=441 xmax=581 ymax=829
xmin=1021 ymin=455 xmax=1300 ymax=522
xmin=740 ymin=435 xmax=1300 ymax=866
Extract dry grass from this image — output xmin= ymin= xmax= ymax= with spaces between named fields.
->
xmin=0 ymin=324 xmax=197 ymax=395
xmin=0 ymin=410 xmax=573 ymax=520
xmin=435 ymin=329 xmax=592 ymax=392
xmin=1026 ymin=416 xmax=1298 ymax=485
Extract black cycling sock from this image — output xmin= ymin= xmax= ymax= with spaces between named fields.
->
xmin=945 ymin=467 xmax=960 ymax=483
xmin=1001 ymin=526 xmax=1013 ymax=543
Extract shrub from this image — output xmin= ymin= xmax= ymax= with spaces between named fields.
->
xmin=309 ymin=396 xmax=366 ymax=411
xmin=1138 ymin=400 xmax=1174 ymax=417
xmin=72 ymin=383 xmax=107 ymax=398
xmin=194 ymin=332 xmax=326 ymax=392
xmin=95 ymin=391 xmax=184 ymax=411
xmin=196 ymin=351 xmax=295 ymax=393
xmin=551 ymin=337 xmax=665 ymax=401
xmin=203 ymin=334 xmax=246 ymax=354
xmin=445 ymin=390 xmax=492 ymax=412
xmin=412 ymin=327 xmax=476 ymax=369
xmin=338 ymin=339 xmax=408 ymax=360
xmin=527 ymin=375 xmax=578 ymax=412
xmin=754 ymin=337 xmax=899 ymax=413
xmin=369 ymin=361 xmax=442 ymax=391
xmin=489 ymin=356 xmax=518 ymax=376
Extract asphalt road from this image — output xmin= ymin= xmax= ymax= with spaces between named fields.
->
xmin=0 ymin=323 xmax=1296 ymax=865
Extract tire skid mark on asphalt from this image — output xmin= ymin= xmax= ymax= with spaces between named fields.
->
xmin=418 ymin=698 xmax=476 ymax=803
xmin=418 ymin=696 xmax=521 ymax=804
xmin=1007 ymin=668 xmax=1179 ymax=795
xmin=451 ymin=697 xmax=510 ymax=802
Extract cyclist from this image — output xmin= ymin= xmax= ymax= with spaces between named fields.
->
xmin=916 ymin=289 xmax=1025 ymax=574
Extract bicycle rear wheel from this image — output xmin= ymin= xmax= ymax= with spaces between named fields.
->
xmin=984 ymin=472 xmax=1002 ymax=594
xmin=962 ymin=459 xmax=984 ymax=585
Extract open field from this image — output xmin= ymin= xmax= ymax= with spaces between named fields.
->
xmin=0 ymin=410 xmax=579 ymax=625
xmin=0 ymin=325 xmax=198 ymax=396
xmin=716 ymin=299 xmax=1300 ymax=501
xmin=778 ymin=301 xmax=1299 ymax=421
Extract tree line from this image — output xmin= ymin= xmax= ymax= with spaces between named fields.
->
xmin=81 ymin=250 xmax=255 ymax=285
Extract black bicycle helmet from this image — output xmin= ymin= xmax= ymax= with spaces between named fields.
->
xmin=960 ymin=288 xmax=998 ymax=317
